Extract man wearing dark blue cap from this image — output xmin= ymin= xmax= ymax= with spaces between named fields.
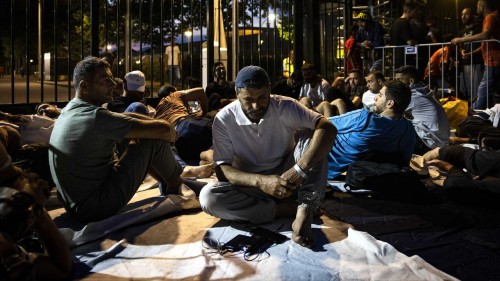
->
xmin=199 ymin=65 xmax=337 ymax=248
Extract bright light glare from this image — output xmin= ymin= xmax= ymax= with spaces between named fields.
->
xmin=268 ymin=13 xmax=276 ymax=22
xmin=184 ymin=30 xmax=193 ymax=37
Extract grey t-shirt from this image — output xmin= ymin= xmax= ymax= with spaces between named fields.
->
xmin=48 ymin=98 xmax=135 ymax=209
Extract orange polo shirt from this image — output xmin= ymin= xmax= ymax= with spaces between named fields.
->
xmin=482 ymin=11 xmax=500 ymax=67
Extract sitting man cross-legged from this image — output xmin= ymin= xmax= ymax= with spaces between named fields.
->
xmin=49 ymin=57 xmax=184 ymax=222
xmin=199 ymin=66 xmax=337 ymax=248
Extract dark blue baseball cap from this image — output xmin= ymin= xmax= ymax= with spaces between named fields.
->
xmin=235 ymin=65 xmax=270 ymax=89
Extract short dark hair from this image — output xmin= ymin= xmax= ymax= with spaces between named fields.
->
xmin=403 ymin=2 xmax=418 ymax=13
xmin=158 ymin=84 xmax=177 ymax=98
xmin=395 ymin=65 xmax=421 ymax=82
xmin=349 ymin=25 xmax=359 ymax=36
xmin=348 ymin=69 xmax=362 ymax=76
xmin=73 ymin=57 xmax=110 ymax=91
xmin=384 ymin=80 xmax=412 ymax=115
xmin=301 ymin=63 xmax=315 ymax=73
xmin=368 ymin=71 xmax=385 ymax=82
xmin=212 ymin=62 xmax=224 ymax=76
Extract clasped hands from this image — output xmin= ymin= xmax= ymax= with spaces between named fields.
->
xmin=259 ymin=166 xmax=305 ymax=199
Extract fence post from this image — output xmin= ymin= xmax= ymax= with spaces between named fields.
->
xmin=90 ymin=0 xmax=100 ymax=57
xmin=293 ymin=0 xmax=303 ymax=74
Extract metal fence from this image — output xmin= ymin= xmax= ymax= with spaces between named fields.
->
xmin=375 ymin=39 xmax=500 ymax=110
xmin=0 ymin=0 xmax=467 ymax=105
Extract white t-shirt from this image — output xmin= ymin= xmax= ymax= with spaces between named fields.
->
xmin=165 ymin=45 xmax=180 ymax=66
xmin=213 ymin=95 xmax=322 ymax=174
xmin=299 ymin=79 xmax=330 ymax=107
xmin=362 ymin=90 xmax=378 ymax=111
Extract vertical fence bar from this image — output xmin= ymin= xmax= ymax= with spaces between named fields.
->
xmin=190 ymin=0 xmax=194 ymax=79
xmin=40 ymin=0 xmax=44 ymax=101
xmin=54 ymin=0 xmax=58 ymax=101
xmin=160 ymin=0 xmax=164 ymax=85
xmin=116 ymin=0 xmax=120 ymax=78
xmin=105 ymin=0 xmax=108 ymax=52
xmin=25 ymin=0 xmax=30 ymax=103
xmin=293 ymin=0 xmax=303 ymax=75
xmin=68 ymin=0 xmax=71 ymax=99
xmin=181 ymin=0 xmax=184 ymax=88
xmin=139 ymin=0 xmax=143 ymax=71
xmin=150 ymin=0 xmax=154 ymax=93
xmin=170 ymin=0 xmax=174 ymax=85
xmin=207 ymin=0 xmax=214 ymax=82
xmin=232 ymin=0 xmax=238 ymax=79
xmin=198 ymin=1 xmax=201 ymax=83
xmin=80 ymin=0 xmax=83 ymax=59
xmin=272 ymin=1 xmax=276 ymax=81
xmin=242 ymin=0 xmax=246 ymax=68
xmin=10 ymin=0 xmax=14 ymax=103
xmin=127 ymin=0 xmax=131 ymax=71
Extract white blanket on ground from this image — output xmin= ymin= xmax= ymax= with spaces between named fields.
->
xmin=58 ymin=183 xmax=457 ymax=280
xmin=59 ymin=184 xmax=199 ymax=247
xmin=75 ymin=226 xmax=457 ymax=281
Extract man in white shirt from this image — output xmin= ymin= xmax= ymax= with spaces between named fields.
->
xmin=200 ymin=66 xmax=337 ymax=248
xmin=362 ymin=71 xmax=385 ymax=112
xmin=299 ymin=63 xmax=335 ymax=117
xmin=165 ymin=43 xmax=181 ymax=86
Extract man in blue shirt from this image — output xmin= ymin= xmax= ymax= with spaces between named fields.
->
xmin=327 ymin=80 xmax=416 ymax=179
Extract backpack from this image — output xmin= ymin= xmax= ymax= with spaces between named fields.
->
xmin=345 ymin=160 xmax=427 ymax=200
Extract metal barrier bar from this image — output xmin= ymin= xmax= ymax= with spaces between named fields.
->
xmin=375 ymin=39 xmax=500 ymax=110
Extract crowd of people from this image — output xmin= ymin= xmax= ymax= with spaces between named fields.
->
xmin=338 ymin=0 xmax=500 ymax=110
xmin=1 ymin=0 xmax=500 ymax=278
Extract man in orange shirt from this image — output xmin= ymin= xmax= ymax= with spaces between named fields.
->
xmin=452 ymin=0 xmax=500 ymax=109
xmin=424 ymin=34 xmax=456 ymax=89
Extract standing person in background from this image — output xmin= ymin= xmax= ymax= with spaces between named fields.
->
xmin=452 ymin=0 xmax=500 ymax=110
xmin=354 ymin=11 xmax=385 ymax=73
xmin=165 ymin=42 xmax=182 ymax=86
xmin=457 ymin=7 xmax=485 ymax=102
xmin=283 ymin=50 xmax=295 ymax=79
xmin=390 ymin=2 xmax=418 ymax=68
xmin=344 ymin=25 xmax=363 ymax=75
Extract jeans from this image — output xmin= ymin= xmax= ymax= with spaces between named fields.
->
xmin=168 ymin=66 xmax=181 ymax=85
xmin=473 ymin=66 xmax=500 ymax=110
xmin=460 ymin=64 xmax=484 ymax=101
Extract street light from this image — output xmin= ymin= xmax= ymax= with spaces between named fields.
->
xmin=258 ymin=13 xmax=277 ymax=48
xmin=184 ymin=30 xmax=193 ymax=56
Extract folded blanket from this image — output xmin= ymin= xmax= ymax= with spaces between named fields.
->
xmin=59 ymin=184 xmax=199 ymax=247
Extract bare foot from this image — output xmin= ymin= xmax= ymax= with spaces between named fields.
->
xmin=200 ymin=149 xmax=214 ymax=165
xmin=291 ymin=206 xmax=314 ymax=248
xmin=423 ymin=147 xmax=441 ymax=162
xmin=181 ymin=164 xmax=214 ymax=179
